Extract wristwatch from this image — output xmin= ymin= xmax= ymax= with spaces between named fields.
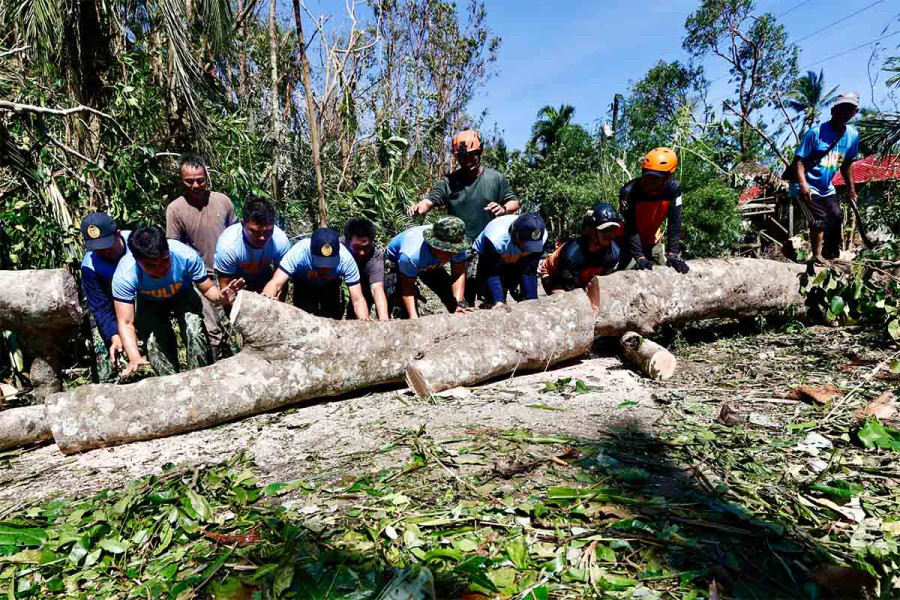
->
xmin=456 ymin=300 xmax=469 ymax=309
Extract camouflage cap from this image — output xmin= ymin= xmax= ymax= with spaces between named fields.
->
xmin=423 ymin=216 xmax=469 ymax=254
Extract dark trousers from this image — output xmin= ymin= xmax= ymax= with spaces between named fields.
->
xmin=293 ymin=281 xmax=345 ymax=319
xmin=345 ymin=282 xmax=375 ymax=320
xmin=385 ymin=261 xmax=459 ymax=318
xmin=476 ymin=256 xmax=540 ymax=304
xmin=136 ymin=291 xmax=210 ymax=376
xmin=799 ymin=194 xmax=843 ymax=259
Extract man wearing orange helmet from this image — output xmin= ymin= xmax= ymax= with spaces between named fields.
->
xmin=618 ymin=147 xmax=689 ymax=274
xmin=407 ymin=129 xmax=519 ymax=243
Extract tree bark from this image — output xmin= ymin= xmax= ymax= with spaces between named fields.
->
xmin=268 ymin=0 xmax=281 ymax=202
xmin=48 ymin=292 xmax=586 ymax=453
xmin=587 ymin=258 xmax=804 ymax=337
xmin=405 ymin=292 xmax=595 ymax=397
xmin=0 ymin=406 xmax=52 ymax=451
xmin=619 ymin=332 xmax=676 ymax=381
xmin=292 ymin=0 xmax=327 ymax=227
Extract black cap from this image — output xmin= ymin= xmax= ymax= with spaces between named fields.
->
xmin=511 ymin=213 xmax=546 ymax=253
xmin=585 ymin=203 xmax=623 ymax=232
xmin=81 ymin=213 xmax=118 ymax=251
xmin=310 ymin=227 xmax=340 ymax=269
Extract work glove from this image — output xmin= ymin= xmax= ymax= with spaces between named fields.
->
xmin=666 ymin=256 xmax=690 ymax=274
xmin=635 ymin=257 xmax=653 ymax=271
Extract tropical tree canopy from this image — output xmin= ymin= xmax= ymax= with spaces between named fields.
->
xmin=785 ymin=69 xmax=840 ymax=133
xmin=530 ymin=104 xmax=576 ymax=154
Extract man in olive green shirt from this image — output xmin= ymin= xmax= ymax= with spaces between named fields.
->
xmin=407 ymin=129 xmax=520 ymax=241
xmin=407 ymin=130 xmax=519 ymax=304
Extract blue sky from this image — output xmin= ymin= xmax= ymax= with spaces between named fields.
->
xmin=296 ymin=0 xmax=899 ymax=150
xmin=468 ymin=0 xmax=899 ymax=149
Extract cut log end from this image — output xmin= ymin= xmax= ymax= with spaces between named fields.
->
xmin=620 ymin=331 xmax=677 ymax=381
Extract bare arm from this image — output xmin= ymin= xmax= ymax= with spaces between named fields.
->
xmin=399 ymin=274 xmax=419 ymax=319
xmin=262 ymin=269 xmax=290 ymax=300
xmin=196 ymin=277 xmax=244 ymax=306
xmin=348 ymin=284 xmax=370 ymax=321
xmin=796 ymin=161 xmax=812 ymax=204
xmin=408 ymin=198 xmax=435 ymax=217
xmin=450 ymin=261 xmax=467 ymax=311
xmin=114 ymin=300 xmax=148 ymax=376
xmin=371 ymin=282 xmax=390 ymax=321
xmin=840 ymin=160 xmax=857 ymax=200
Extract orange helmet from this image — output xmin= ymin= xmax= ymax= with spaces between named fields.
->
xmin=452 ymin=130 xmax=482 ymax=156
xmin=642 ymin=147 xmax=678 ymax=177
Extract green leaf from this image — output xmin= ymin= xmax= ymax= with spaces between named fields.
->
xmin=262 ymin=480 xmax=305 ymax=497
xmin=527 ymin=585 xmax=549 ymax=600
xmin=829 ymin=295 xmax=845 ymax=315
xmin=890 ymin=359 xmax=900 ymax=375
xmin=857 ymin=418 xmax=900 ymax=451
xmin=889 ymin=319 xmax=900 ymax=341
xmin=97 ymin=538 xmax=129 ymax=555
xmin=184 ymin=489 xmax=213 ymax=522
xmin=573 ymin=379 xmax=591 ymax=394
xmin=595 ymin=545 xmax=616 ymax=562
xmin=617 ymin=401 xmax=638 ymax=408
xmin=526 ymin=403 xmax=565 ymax=412
xmin=273 ymin=565 xmax=294 ymax=598
xmin=0 ymin=526 xmax=47 ymax=547
xmin=505 ymin=538 xmax=529 ymax=570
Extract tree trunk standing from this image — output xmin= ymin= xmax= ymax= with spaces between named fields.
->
xmin=587 ymin=258 xmax=805 ymax=337
xmin=0 ymin=269 xmax=83 ymax=401
xmin=268 ymin=0 xmax=281 ymax=203
xmin=0 ymin=406 xmax=51 ymax=451
xmin=237 ymin=0 xmax=248 ymax=104
xmin=47 ymin=291 xmax=589 ymax=453
xmin=291 ymin=0 xmax=327 ymax=227
xmin=405 ymin=292 xmax=595 ymax=397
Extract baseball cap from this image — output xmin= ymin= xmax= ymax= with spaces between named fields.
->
xmin=585 ymin=203 xmax=623 ymax=232
xmin=81 ymin=213 xmax=118 ymax=251
xmin=310 ymin=227 xmax=340 ymax=269
xmin=511 ymin=213 xmax=546 ymax=253
xmin=833 ymin=92 xmax=860 ymax=108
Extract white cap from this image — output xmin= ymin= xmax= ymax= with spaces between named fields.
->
xmin=833 ymin=92 xmax=860 ymax=108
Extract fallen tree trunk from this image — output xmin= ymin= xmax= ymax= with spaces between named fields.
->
xmin=0 ymin=269 xmax=82 ymax=400
xmin=620 ymin=332 xmax=676 ymax=380
xmin=588 ymin=258 xmax=805 ymax=337
xmin=0 ymin=406 xmax=52 ymax=451
xmin=47 ymin=291 xmax=591 ymax=454
xmin=405 ymin=292 xmax=595 ymax=397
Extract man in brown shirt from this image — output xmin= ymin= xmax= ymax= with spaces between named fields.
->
xmin=166 ymin=154 xmax=237 ymax=360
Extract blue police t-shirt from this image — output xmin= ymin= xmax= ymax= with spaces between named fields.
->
xmin=472 ymin=214 xmax=548 ymax=263
xmin=278 ymin=238 xmax=360 ymax=286
xmin=112 ymin=239 xmax=208 ymax=303
xmin=81 ymin=230 xmax=132 ymax=288
xmin=385 ymin=225 xmax=467 ymax=278
xmin=793 ymin=122 xmax=859 ymax=197
xmin=214 ymin=223 xmax=291 ymax=290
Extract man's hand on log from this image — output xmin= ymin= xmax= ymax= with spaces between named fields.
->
xmin=666 ymin=256 xmax=690 ymax=274
xmin=454 ymin=304 xmax=476 ymax=314
xmin=121 ymin=357 xmax=150 ymax=378
xmin=635 ymin=257 xmax=653 ymax=270
xmin=492 ymin=302 xmax=506 ymax=309
xmin=222 ymin=278 xmax=245 ymax=304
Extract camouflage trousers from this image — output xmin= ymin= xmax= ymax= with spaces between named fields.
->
xmin=136 ymin=291 xmax=210 ymax=376
xmin=91 ymin=326 xmax=118 ymax=383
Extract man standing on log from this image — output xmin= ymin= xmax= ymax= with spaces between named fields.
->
xmin=407 ymin=130 xmax=520 ymax=302
xmin=214 ymin=196 xmax=290 ymax=297
xmin=385 ymin=216 xmax=471 ymax=319
xmin=342 ymin=218 xmax=389 ymax=321
xmin=472 ymin=213 xmax=547 ymax=308
xmin=790 ymin=92 xmax=860 ymax=263
xmin=618 ymin=148 xmax=689 ymax=274
xmin=80 ymin=213 xmax=131 ymax=382
xmin=540 ymin=203 xmax=624 ymax=294
xmin=166 ymin=154 xmax=238 ymax=361
xmin=263 ymin=228 xmax=369 ymax=320
xmin=112 ymin=226 xmax=245 ymax=377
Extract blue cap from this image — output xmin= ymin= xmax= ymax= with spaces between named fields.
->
xmin=310 ymin=227 xmax=340 ymax=269
xmin=81 ymin=213 xmax=118 ymax=251
xmin=511 ymin=213 xmax=546 ymax=253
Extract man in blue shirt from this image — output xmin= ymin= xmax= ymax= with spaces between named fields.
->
xmin=263 ymin=227 xmax=369 ymax=320
xmin=385 ymin=216 xmax=471 ymax=319
xmin=215 ymin=196 xmax=291 ymax=296
xmin=473 ymin=213 xmax=547 ymax=307
xmin=112 ymin=226 xmax=244 ymax=377
xmin=792 ymin=92 xmax=860 ymax=262
xmin=80 ymin=213 xmax=131 ymax=382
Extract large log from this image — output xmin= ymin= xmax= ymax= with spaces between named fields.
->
xmin=0 ymin=406 xmax=52 ymax=451
xmin=406 ymin=292 xmax=595 ymax=397
xmin=46 ymin=291 xmax=591 ymax=454
xmin=587 ymin=258 xmax=804 ymax=337
xmin=620 ymin=332 xmax=676 ymax=381
xmin=0 ymin=269 xmax=82 ymax=400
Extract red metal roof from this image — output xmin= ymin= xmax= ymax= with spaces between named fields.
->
xmin=739 ymin=185 xmax=763 ymax=204
xmin=833 ymin=155 xmax=900 ymax=186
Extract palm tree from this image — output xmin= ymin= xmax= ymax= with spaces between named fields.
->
xmin=785 ymin=69 xmax=839 ymax=133
xmin=530 ymin=104 xmax=575 ymax=154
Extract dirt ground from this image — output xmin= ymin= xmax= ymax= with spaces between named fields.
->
xmin=0 ymin=352 xmax=662 ymax=512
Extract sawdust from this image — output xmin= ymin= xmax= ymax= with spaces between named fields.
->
xmin=0 ymin=356 xmax=660 ymax=510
